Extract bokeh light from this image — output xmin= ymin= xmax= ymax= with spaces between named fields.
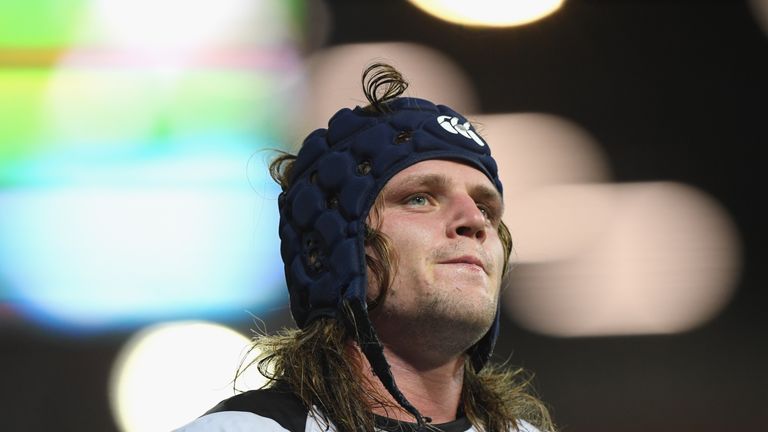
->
xmin=0 ymin=0 xmax=302 ymax=331
xmin=407 ymin=0 xmax=565 ymax=28
xmin=82 ymin=0 xmax=292 ymax=50
xmin=477 ymin=113 xmax=611 ymax=262
xmin=109 ymin=321 xmax=265 ymax=432
xmin=748 ymin=0 xmax=768 ymax=37
xmin=503 ymin=182 xmax=741 ymax=336
xmin=474 ymin=113 xmax=611 ymax=199
xmin=0 ymin=174 xmax=284 ymax=329
xmin=481 ymin=112 xmax=741 ymax=336
xmin=0 ymin=1 xmax=89 ymax=47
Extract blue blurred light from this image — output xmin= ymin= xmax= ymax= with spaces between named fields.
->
xmin=0 ymin=150 xmax=287 ymax=332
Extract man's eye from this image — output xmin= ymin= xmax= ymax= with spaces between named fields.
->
xmin=477 ymin=204 xmax=497 ymax=222
xmin=406 ymin=195 xmax=429 ymax=206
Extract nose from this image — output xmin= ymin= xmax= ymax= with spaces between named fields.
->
xmin=447 ymin=194 xmax=487 ymax=242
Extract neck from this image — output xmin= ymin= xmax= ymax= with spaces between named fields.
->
xmin=351 ymin=343 xmax=466 ymax=424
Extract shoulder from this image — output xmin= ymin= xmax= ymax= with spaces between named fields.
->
xmin=173 ymin=411 xmax=293 ymax=432
xmin=173 ymin=387 xmax=310 ymax=432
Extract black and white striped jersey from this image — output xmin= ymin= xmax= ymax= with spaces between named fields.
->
xmin=174 ymin=386 xmax=540 ymax=432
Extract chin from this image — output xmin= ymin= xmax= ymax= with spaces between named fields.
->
xmin=420 ymin=296 xmax=496 ymax=339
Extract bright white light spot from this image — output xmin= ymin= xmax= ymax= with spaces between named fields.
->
xmin=83 ymin=0 xmax=292 ymax=51
xmin=408 ymin=0 xmax=565 ymax=27
xmin=503 ymin=182 xmax=741 ymax=337
xmin=300 ymin=43 xmax=477 ymax=147
xmin=109 ymin=321 xmax=266 ymax=432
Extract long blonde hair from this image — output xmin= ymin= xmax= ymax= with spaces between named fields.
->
xmin=240 ymin=316 xmax=556 ymax=432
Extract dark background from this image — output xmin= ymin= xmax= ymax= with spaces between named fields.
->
xmin=3 ymin=1 xmax=766 ymax=431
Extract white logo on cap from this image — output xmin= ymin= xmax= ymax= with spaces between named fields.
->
xmin=437 ymin=115 xmax=486 ymax=147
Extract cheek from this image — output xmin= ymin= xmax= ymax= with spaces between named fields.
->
xmin=487 ymin=234 xmax=507 ymax=276
xmin=380 ymin=218 xmax=432 ymax=279
xmin=382 ymin=217 xmax=429 ymax=256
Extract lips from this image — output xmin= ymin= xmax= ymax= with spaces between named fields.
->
xmin=439 ymin=255 xmax=487 ymax=273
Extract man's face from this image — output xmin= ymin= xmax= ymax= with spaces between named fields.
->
xmin=368 ymin=159 xmax=506 ymax=355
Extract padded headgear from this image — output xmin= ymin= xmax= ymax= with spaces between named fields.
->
xmin=278 ymin=96 xmax=503 ymax=424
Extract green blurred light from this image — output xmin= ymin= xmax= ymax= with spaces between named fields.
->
xmin=0 ymin=1 xmax=88 ymax=48
xmin=0 ymin=67 xmax=290 ymax=184
xmin=40 ymin=68 xmax=286 ymax=149
xmin=0 ymin=69 xmax=50 ymax=164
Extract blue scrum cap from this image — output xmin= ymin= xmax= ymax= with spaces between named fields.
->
xmin=277 ymin=93 xmax=503 ymax=424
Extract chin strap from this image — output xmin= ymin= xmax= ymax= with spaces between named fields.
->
xmin=344 ymin=299 xmax=429 ymax=430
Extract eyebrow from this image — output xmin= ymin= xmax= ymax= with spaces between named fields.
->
xmin=390 ymin=173 xmax=451 ymax=194
xmin=470 ymin=183 xmax=504 ymax=210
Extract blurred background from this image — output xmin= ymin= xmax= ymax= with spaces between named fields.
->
xmin=1 ymin=0 xmax=766 ymax=431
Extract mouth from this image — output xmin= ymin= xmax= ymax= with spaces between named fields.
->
xmin=439 ymin=255 xmax=487 ymax=273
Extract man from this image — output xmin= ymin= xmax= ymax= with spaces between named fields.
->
xmin=175 ymin=63 xmax=555 ymax=432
